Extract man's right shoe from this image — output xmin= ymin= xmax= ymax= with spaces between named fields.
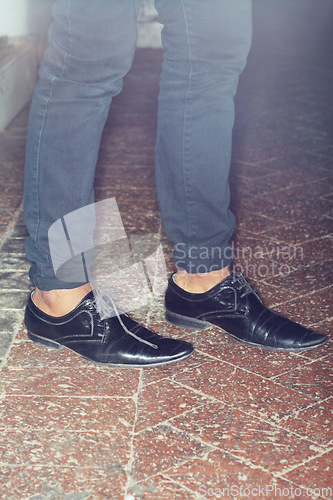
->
xmin=25 ymin=291 xmax=193 ymax=367
xmin=165 ymin=273 xmax=328 ymax=352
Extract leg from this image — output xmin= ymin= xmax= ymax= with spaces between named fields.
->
xmin=155 ymin=0 xmax=252 ymax=289
xmin=23 ymin=0 xmax=194 ymax=366
xmin=157 ymin=1 xmax=327 ymax=350
xmin=24 ymin=0 xmax=141 ymax=295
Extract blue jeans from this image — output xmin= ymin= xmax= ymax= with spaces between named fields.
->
xmin=24 ymin=0 xmax=252 ymax=290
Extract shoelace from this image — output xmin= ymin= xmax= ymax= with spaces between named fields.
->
xmin=93 ymin=287 xmax=158 ymax=350
xmin=230 ymin=274 xmax=255 ymax=298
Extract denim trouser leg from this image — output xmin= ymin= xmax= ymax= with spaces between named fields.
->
xmin=155 ymin=0 xmax=252 ymax=273
xmin=24 ymin=0 xmax=141 ymax=290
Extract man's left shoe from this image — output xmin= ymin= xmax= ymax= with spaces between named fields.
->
xmin=165 ymin=273 xmax=328 ymax=351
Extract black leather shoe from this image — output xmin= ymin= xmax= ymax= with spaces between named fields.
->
xmin=165 ymin=273 xmax=328 ymax=351
xmin=25 ymin=291 xmax=193 ymax=367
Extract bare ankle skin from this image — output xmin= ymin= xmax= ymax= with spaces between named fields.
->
xmin=174 ymin=266 xmax=230 ymax=294
xmin=32 ymin=283 xmax=92 ymax=317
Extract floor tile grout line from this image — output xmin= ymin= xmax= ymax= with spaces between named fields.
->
xmin=273 ymin=283 xmax=333 ymax=303
xmin=276 ymin=445 xmax=333 ymax=478
xmin=1 ymin=392 xmax=330 ymax=450
xmin=160 ymin=475 xmax=207 ymax=499
xmin=0 ymin=393 xmax=152 ymax=400
xmin=134 ymin=401 xmax=329 ymax=449
xmin=0 ymin=315 xmax=26 ymax=372
xmin=122 ymin=446 xmax=213 ymax=492
xmin=161 ymin=473 xmax=319 ymax=500
xmin=133 ymin=402 xmax=210 ymax=436
xmin=194 ymin=346 xmax=321 ymax=382
xmin=123 ymin=368 xmax=144 ymax=499
xmin=169 ymin=379 xmax=332 ymax=447
xmin=170 ymin=371 xmax=312 ymax=405
xmin=145 ymin=221 xmax=165 ymax=329
xmin=163 ymin=422 xmax=331 ymax=483
xmin=234 ymin=407 xmax=333 ymax=449
xmin=232 ymin=174 xmax=333 ymax=200
xmin=268 ymin=355 xmax=331 ymax=381
xmin=254 ymin=293 xmax=331 ymax=313
xmin=146 ymin=393 xmax=332 ymax=451
xmin=154 ymin=421 xmax=310 ymax=482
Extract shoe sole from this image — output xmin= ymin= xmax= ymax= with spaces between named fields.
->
xmin=27 ymin=331 xmax=193 ymax=368
xmin=165 ymin=310 xmax=328 ymax=352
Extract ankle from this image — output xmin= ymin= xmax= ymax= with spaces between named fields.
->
xmin=32 ymin=283 xmax=92 ymax=317
xmin=174 ymin=267 xmax=230 ymax=294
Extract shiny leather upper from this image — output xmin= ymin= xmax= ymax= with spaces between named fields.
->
xmin=25 ymin=291 xmax=193 ymax=366
xmin=165 ymin=274 xmax=327 ymax=350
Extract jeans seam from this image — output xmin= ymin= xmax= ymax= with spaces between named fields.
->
xmin=34 ymin=0 xmax=73 ymax=280
xmin=180 ymin=0 xmax=194 ymax=251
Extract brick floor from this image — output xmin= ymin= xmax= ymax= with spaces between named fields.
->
xmin=0 ymin=1 xmax=332 ymax=499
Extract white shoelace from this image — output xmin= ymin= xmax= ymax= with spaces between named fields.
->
xmin=93 ymin=288 xmax=158 ymax=349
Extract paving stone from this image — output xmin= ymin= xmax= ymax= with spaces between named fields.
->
xmin=0 ymin=290 xmax=29 ymax=310
xmin=0 ymin=333 xmax=13 ymax=358
xmin=0 ymin=309 xmax=24 ymax=333
xmin=0 ymin=253 xmax=31 ymax=271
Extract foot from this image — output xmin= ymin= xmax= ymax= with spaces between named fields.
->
xmin=174 ymin=267 xmax=230 ymax=293
xmin=25 ymin=291 xmax=194 ymax=367
xmin=165 ymin=273 xmax=327 ymax=351
xmin=32 ymin=283 xmax=93 ymax=316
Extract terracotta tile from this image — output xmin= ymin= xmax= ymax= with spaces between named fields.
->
xmin=230 ymin=161 xmax=273 ymax=180
xmin=194 ymin=328 xmax=315 ymax=379
xmin=1 ymin=361 xmax=141 ymax=397
xmin=236 ymin=211 xmax=286 ymax=234
xmin=261 ymin=217 xmax=332 ymax=245
xmin=94 ymin=165 xmax=155 ymax=191
xmin=229 ymin=171 xmax=281 ymax=201
xmin=0 ymin=333 xmax=12 ymax=358
xmin=283 ymin=450 xmax=333 ymax=493
xmin=169 ymin=359 xmax=314 ymax=421
xmin=0 ymin=290 xmax=29 ymax=310
xmin=132 ymin=425 xmax=209 ymax=481
xmin=233 ymin=255 xmax=297 ymax=282
xmin=0 ymin=209 xmax=17 ymax=226
xmin=120 ymin=211 xmax=161 ymax=236
xmin=245 ymin=278 xmax=299 ymax=308
xmin=0 ymin=395 xmax=136 ymax=431
xmin=165 ymin=448 xmax=307 ymax=500
xmin=232 ymin=143 xmax=290 ymax=164
xmin=276 ymin=288 xmax=332 ymax=327
xmin=243 ymin=238 xmax=333 ymax=272
xmin=297 ymin=329 xmax=333 ymax=360
xmin=127 ymin=475 xmax=196 ymax=500
xmin=248 ymin=197 xmax=332 ymax=224
xmin=0 ymin=466 xmax=127 ymax=499
xmin=0 ymin=253 xmax=30 ymax=271
xmin=272 ymin=357 xmax=333 ymax=400
xmin=7 ymin=328 xmax=128 ymax=371
xmin=263 ymin=261 xmax=333 ymax=296
xmin=0 ymin=270 xmax=32 ymax=290
xmin=140 ymin=351 xmax=212 ymax=388
xmin=256 ymin=181 xmax=333 ymax=207
xmin=0 ymin=237 xmax=26 ymax=254
xmin=278 ymin=398 xmax=333 ymax=447
xmin=0 ymin=310 xmax=24 ymax=334
xmin=293 ymin=237 xmax=333 ymax=268
xmin=135 ymin=378 xmax=209 ymax=433
xmin=1 ymin=428 xmax=130 ymax=468
xmin=0 ymin=195 xmax=22 ymax=211
xmin=95 ymin=149 xmax=154 ymax=168
xmin=170 ymin=401 xmax=325 ymax=474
